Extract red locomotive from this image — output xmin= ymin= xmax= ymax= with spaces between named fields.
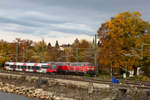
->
xmin=53 ymin=62 xmax=95 ymax=75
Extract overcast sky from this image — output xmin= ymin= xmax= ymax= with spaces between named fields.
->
xmin=0 ymin=0 xmax=149 ymax=45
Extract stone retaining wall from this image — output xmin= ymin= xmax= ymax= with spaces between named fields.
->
xmin=0 ymin=82 xmax=75 ymax=100
xmin=0 ymin=73 xmax=112 ymax=100
xmin=0 ymin=73 xmax=149 ymax=100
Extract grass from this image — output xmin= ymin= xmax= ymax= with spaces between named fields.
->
xmin=92 ymin=73 xmax=150 ymax=82
xmin=133 ymin=75 xmax=150 ymax=81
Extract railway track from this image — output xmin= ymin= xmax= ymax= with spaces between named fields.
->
xmin=0 ymin=70 xmax=150 ymax=90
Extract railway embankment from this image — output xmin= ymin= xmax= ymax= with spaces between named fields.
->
xmin=0 ymin=72 xmax=149 ymax=100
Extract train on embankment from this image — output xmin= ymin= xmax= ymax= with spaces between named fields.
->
xmin=3 ymin=62 xmax=95 ymax=75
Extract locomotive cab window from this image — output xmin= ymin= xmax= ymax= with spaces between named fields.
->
xmin=77 ymin=64 xmax=82 ymax=66
xmin=70 ymin=64 xmax=77 ymax=66
xmin=80 ymin=64 xmax=84 ymax=66
xmin=87 ymin=64 xmax=94 ymax=66
xmin=59 ymin=63 xmax=64 ymax=66
xmin=51 ymin=63 xmax=57 ymax=70
xmin=42 ymin=65 xmax=50 ymax=69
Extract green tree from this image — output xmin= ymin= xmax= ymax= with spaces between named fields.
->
xmin=55 ymin=40 xmax=59 ymax=48
xmin=48 ymin=42 xmax=52 ymax=47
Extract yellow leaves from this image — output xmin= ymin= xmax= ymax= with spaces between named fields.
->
xmin=106 ymin=20 xmax=111 ymax=25
xmin=133 ymin=11 xmax=141 ymax=17
xmin=106 ymin=20 xmax=112 ymax=30
xmin=99 ymin=57 xmax=110 ymax=65
xmin=98 ymin=11 xmax=150 ymax=70
xmin=115 ymin=14 xmax=122 ymax=19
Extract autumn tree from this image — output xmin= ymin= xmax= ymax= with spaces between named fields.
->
xmin=78 ymin=40 xmax=94 ymax=62
xmin=33 ymin=41 xmax=47 ymax=62
xmin=98 ymin=11 xmax=150 ymax=73
xmin=12 ymin=38 xmax=34 ymax=62
xmin=69 ymin=39 xmax=94 ymax=62
xmin=140 ymin=27 xmax=150 ymax=76
xmin=46 ymin=47 xmax=60 ymax=62
xmin=0 ymin=40 xmax=11 ymax=67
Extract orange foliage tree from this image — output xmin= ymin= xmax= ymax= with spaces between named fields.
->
xmin=97 ymin=11 xmax=150 ymax=72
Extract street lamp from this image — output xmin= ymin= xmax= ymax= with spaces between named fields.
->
xmin=94 ymin=34 xmax=98 ymax=75
xmin=41 ymin=39 xmax=45 ymax=63
xmin=16 ymin=42 xmax=18 ymax=62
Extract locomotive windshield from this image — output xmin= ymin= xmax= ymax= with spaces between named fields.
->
xmin=51 ymin=63 xmax=57 ymax=70
xmin=41 ymin=65 xmax=49 ymax=69
xmin=70 ymin=63 xmax=84 ymax=66
xmin=87 ymin=64 xmax=94 ymax=66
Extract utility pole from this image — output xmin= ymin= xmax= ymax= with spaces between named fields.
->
xmin=94 ymin=34 xmax=98 ymax=75
xmin=41 ymin=39 xmax=44 ymax=63
xmin=16 ymin=43 xmax=18 ymax=62
xmin=76 ymin=48 xmax=78 ymax=62
xmin=140 ymin=43 xmax=144 ymax=70
xmin=141 ymin=43 xmax=144 ymax=61
xmin=4 ymin=44 xmax=7 ymax=60
xmin=111 ymin=61 xmax=113 ymax=77
xmin=22 ymin=45 xmax=24 ymax=62
xmin=141 ymin=43 xmax=150 ymax=67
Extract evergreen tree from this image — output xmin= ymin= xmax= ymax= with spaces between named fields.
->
xmin=48 ymin=42 xmax=51 ymax=47
xmin=93 ymin=38 xmax=95 ymax=44
xmin=55 ymin=40 xmax=59 ymax=48
xmin=74 ymin=38 xmax=79 ymax=44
